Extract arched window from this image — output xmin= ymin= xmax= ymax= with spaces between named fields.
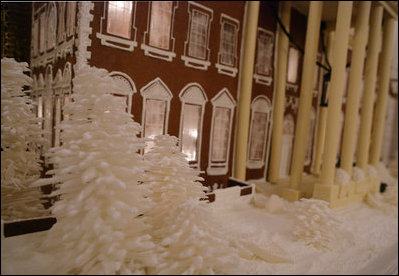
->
xmin=207 ymin=88 xmax=236 ymax=175
xmin=247 ymin=96 xmax=272 ymax=169
xmin=179 ymin=83 xmax=208 ymax=168
xmin=141 ymin=78 xmax=173 ymax=152
xmin=46 ymin=3 xmax=57 ymax=51
xmin=109 ymin=71 xmax=137 ymax=114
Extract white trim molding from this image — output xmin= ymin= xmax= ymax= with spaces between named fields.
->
xmin=247 ymin=95 xmax=272 ymax=169
xmin=254 ymin=28 xmax=275 ymax=86
xmin=109 ymin=71 xmax=137 ymax=114
xmin=96 ymin=2 xmax=138 ymax=52
xmin=181 ymin=1 xmax=213 ymax=71
xmin=207 ymin=88 xmax=236 ymax=176
xmin=178 ymin=83 xmax=208 ymax=170
xmin=215 ymin=13 xmax=240 ymax=77
xmin=141 ymin=1 xmax=178 ymax=62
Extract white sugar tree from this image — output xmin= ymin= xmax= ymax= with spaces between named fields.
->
xmin=33 ymin=65 xmax=156 ymax=274
xmin=1 ymin=57 xmax=47 ymax=221
xmin=143 ymin=135 xmax=247 ymax=274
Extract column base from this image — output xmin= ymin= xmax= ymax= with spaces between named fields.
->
xmin=312 ymin=184 xmax=339 ymax=203
xmin=338 ymin=180 xmax=356 ymax=199
xmin=282 ymin=188 xmax=305 ymax=202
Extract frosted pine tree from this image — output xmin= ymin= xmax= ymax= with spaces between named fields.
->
xmin=33 ymin=65 xmax=156 ymax=274
xmin=143 ymin=135 xmax=247 ymax=274
xmin=1 ymin=57 xmax=47 ymax=221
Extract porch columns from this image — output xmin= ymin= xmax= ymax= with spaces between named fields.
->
xmin=319 ymin=1 xmax=353 ymax=186
xmin=340 ymin=1 xmax=371 ymax=175
xmin=268 ymin=2 xmax=291 ymax=183
xmin=369 ymin=15 xmax=396 ymax=166
xmin=356 ymin=5 xmax=384 ymax=171
xmin=312 ymin=31 xmax=335 ymax=175
xmin=233 ymin=1 xmax=260 ymax=180
xmin=289 ymin=1 xmax=323 ymax=189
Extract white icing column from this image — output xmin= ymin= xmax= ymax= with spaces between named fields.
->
xmin=340 ymin=2 xmax=371 ymax=175
xmin=268 ymin=1 xmax=291 ymax=183
xmin=369 ymin=14 xmax=396 ymax=167
xmin=233 ymin=1 xmax=260 ymax=180
xmin=313 ymin=2 xmax=353 ymax=199
xmin=355 ymin=5 xmax=384 ymax=171
xmin=288 ymin=1 xmax=323 ymax=190
xmin=312 ymin=31 xmax=335 ymax=175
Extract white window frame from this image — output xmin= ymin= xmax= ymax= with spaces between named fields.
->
xmin=140 ymin=1 xmax=178 ymax=62
xmin=207 ymin=88 xmax=236 ymax=175
xmin=181 ymin=2 xmax=213 ymax=71
xmin=46 ymin=3 xmax=57 ymax=52
xmin=286 ymin=45 xmax=300 ymax=92
xmin=66 ymin=2 xmax=76 ymax=38
xmin=179 ymin=83 xmax=208 ymax=169
xmin=247 ymin=95 xmax=272 ymax=169
xmin=57 ymin=2 xmax=66 ymax=44
xmin=96 ymin=2 xmax=138 ymax=52
xmin=141 ymin=78 xmax=173 ymax=153
xmin=109 ymin=71 xmax=137 ymax=114
xmin=215 ymin=13 xmax=239 ymax=77
xmin=253 ymin=28 xmax=274 ymax=86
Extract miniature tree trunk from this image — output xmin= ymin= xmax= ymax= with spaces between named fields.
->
xmin=1 ymin=57 xmax=47 ymax=221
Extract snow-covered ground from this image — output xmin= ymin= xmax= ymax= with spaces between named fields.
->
xmin=2 ymin=190 xmax=397 ymax=275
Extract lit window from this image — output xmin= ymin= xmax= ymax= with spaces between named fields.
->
xmin=181 ymin=2 xmax=213 ymax=70
xmin=107 ymin=1 xmax=132 ymax=39
xmin=179 ymin=84 xmax=207 ymax=168
xmin=47 ymin=4 xmax=57 ymax=51
xmin=144 ymin=99 xmax=166 ymax=152
xmin=189 ymin=10 xmax=208 ymax=59
xmin=39 ymin=12 xmax=46 ymax=53
xmin=141 ymin=78 xmax=172 ymax=153
xmin=207 ymin=89 xmax=236 ymax=175
xmin=57 ymin=2 xmax=66 ymax=44
xmin=257 ymin=30 xmax=274 ymax=76
xmin=247 ymin=96 xmax=272 ymax=169
xmin=149 ymin=1 xmax=172 ymax=49
xmin=287 ymin=46 xmax=300 ymax=84
xmin=181 ymin=104 xmax=201 ymax=162
xmin=66 ymin=2 xmax=76 ymax=37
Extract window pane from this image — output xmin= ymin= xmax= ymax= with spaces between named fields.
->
xmin=107 ymin=1 xmax=132 ymax=39
xmin=33 ymin=19 xmax=39 ymax=56
xmin=249 ymin=112 xmax=268 ymax=161
xmin=144 ymin=99 xmax=166 ymax=152
xmin=181 ymin=104 xmax=201 ymax=162
xmin=287 ymin=47 xmax=299 ymax=84
xmin=220 ymin=22 xmax=236 ymax=66
xmin=149 ymin=1 xmax=172 ymax=49
xmin=47 ymin=6 xmax=57 ymax=50
xmin=188 ymin=10 xmax=208 ymax=59
xmin=211 ymin=107 xmax=230 ymax=162
xmin=257 ymin=32 xmax=273 ymax=76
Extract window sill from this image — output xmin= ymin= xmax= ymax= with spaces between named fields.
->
xmin=96 ymin=33 xmax=137 ymax=52
xmin=215 ymin=63 xmax=237 ymax=77
xmin=141 ymin=43 xmax=176 ymax=62
xmin=207 ymin=165 xmax=228 ymax=176
xmin=181 ymin=55 xmax=210 ymax=71
xmin=254 ymin=74 xmax=272 ymax=86
xmin=286 ymin=83 xmax=298 ymax=92
xmin=246 ymin=160 xmax=264 ymax=169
